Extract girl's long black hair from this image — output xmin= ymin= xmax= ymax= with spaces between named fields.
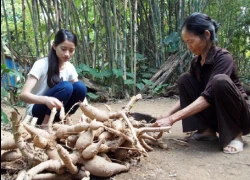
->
xmin=47 ymin=29 xmax=77 ymax=88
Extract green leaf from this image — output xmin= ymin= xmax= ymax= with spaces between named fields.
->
xmin=1 ymin=109 xmax=9 ymax=123
xmin=163 ymin=32 xmax=180 ymax=53
xmin=87 ymin=92 xmax=100 ymax=100
xmin=163 ymin=32 xmax=179 ymax=45
xmin=141 ymin=72 xmax=152 ymax=78
xmin=136 ymin=53 xmax=147 ymax=61
xmin=111 ymin=26 xmax=116 ymax=32
xmin=78 ymin=63 xmax=92 ymax=72
xmin=1 ymin=64 xmax=14 ymax=75
xmin=149 ymin=67 xmax=158 ymax=74
xmin=142 ymin=79 xmax=154 ymax=85
xmin=136 ymin=83 xmax=144 ymax=90
xmin=101 ymin=27 xmax=106 ymax=34
xmin=140 ymin=65 xmax=148 ymax=70
xmin=154 ymin=85 xmax=163 ymax=92
xmin=1 ymin=87 xmax=9 ymax=98
xmin=124 ymin=79 xmax=134 ymax=85
xmin=100 ymin=69 xmax=112 ymax=78
xmin=126 ymin=72 xmax=134 ymax=78
xmin=112 ymin=69 xmax=123 ymax=78
xmin=1 ymin=63 xmax=7 ymax=69
xmin=91 ymin=70 xmax=103 ymax=78
xmin=75 ymin=67 xmax=82 ymax=74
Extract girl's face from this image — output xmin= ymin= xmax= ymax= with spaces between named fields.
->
xmin=53 ymin=40 xmax=76 ymax=63
xmin=181 ymin=28 xmax=208 ymax=56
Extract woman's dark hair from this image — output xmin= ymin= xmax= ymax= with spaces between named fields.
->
xmin=47 ymin=29 xmax=77 ymax=88
xmin=181 ymin=12 xmax=219 ymax=41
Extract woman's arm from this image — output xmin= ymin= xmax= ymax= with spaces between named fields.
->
xmin=154 ymin=96 xmax=210 ymax=127
xmin=171 ymin=96 xmax=210 ymax=123
xmin=20 ymin=75 xmax=62 ymax=110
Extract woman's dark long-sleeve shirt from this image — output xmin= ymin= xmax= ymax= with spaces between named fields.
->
xmin=190 ymin=45 xmax=248 ymax=104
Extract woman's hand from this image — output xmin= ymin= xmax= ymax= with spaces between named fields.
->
xmin=44 ymin=96 xmax=63 ymax=110
xmin=153 ymin=116 xmax=174 ymax=127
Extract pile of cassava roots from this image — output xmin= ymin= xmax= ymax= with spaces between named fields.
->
xmin=1 ymin=94 xmax=171 ymax=180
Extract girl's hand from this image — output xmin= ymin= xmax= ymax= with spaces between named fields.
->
xmin=153 ymin=116 xmax=173 ymax=127
xmin=44 ymin=96 xmax=63 ymax=110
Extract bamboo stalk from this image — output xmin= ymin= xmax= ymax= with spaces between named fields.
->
xmin=36 ymin=1 xmax=45 ymax=56
xmin=10 ymin=0 xmax=19 ymax=46
xmin=27 ymin=0 xmax=39 ymax=57
xmin=1 ymin=0 xmax=16 ymax=71
xmin=133 ymin=0 xmax=138 ymax=94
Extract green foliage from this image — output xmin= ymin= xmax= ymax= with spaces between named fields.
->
xmin=75 ymin=61 xmax=165 ymax=97
xmin=1 ymin=87 xmax=10 ymax=123
xmin=76 ymin=63 xmax=113 ymax=79
xmin=86 ymin=92 xmax=100 ymax=100
xmin=1 ymin=0 xmax=249 ymax=98
xmin=163 ymin=32 xmax=180 ymax=53
xmin=1 ymin=64 xmax=23 ymax=123
xmin=136 ymin=83 xmax=144 ymax=91
xmin=1 ymin=109 xmax=9 ymax=124
xmin=204 ymin=0 xmax=250 ymax=80
xmin=112 ymin=69 xmax=123 ymax=79
xmin=152 ymin=84 xmax=169 ymax=94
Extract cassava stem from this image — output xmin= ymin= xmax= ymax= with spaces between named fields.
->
xmin=47 ymin=107 xmax=57 ymax=132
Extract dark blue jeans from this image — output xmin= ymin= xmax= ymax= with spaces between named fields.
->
xmin=32 ymin=81 xmax=87 ymax=125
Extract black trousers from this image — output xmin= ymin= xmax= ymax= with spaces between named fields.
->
xmin=178 ymin=73 xmax=250 ymax=147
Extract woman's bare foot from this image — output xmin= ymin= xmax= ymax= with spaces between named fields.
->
xmin=223 ymin=133 xmax=243 ymax=154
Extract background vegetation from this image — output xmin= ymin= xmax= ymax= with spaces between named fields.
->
xmin=1 ymin=0 xmax=250 ymax=121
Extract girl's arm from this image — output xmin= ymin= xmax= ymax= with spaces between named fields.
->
xmin=20 ymin=75 xmax=62 ymax=110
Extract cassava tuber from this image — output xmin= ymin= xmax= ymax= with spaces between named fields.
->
xmin=75 ymin=130 xmax=94 ymax=151
xmin=2 ymin=94 xmax=171 ymax=179
xmin=81 ymin=155 xmax=130 ymax=177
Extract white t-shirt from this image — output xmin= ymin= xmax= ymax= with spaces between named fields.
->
xmin=26 ymin=57 xmax=78 ymax=115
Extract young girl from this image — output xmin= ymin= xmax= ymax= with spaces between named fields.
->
xmin=153 ymin=12 xmax=250 ymax=154
xmin=20 ymin=29 xmax=87 ymax=126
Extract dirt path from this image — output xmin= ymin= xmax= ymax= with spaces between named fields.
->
xmin=2 ymin=97 xmax=250 ymax=180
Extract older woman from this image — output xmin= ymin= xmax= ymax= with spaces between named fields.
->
xmin=153 ymin=12 xmax=250 ymax=154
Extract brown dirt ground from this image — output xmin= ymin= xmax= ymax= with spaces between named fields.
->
xmin=1 ymin=97 xmax=250 ymax=180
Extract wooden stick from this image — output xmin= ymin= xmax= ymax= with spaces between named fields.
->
xmin=121 ymin=112 xmax=138 ymax=145
xmin=59 ymin=106 xmax=65 ymax=121
xmin=22 ymin=114 xmax=31 ymax=124
xmin=137 ymin=126 xmax=171 ymax=136
xmin=124 ymin=94 xmax=142 ymax=112
xmin=47 ymin=107 xmax=57 ymax=132
xmin=30 ymin=117 xmax=38 ymax=126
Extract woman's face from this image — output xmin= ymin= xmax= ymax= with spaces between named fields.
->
xmin=181 ymin=28 xmax=208 ymax=56
xmin=53 ymin=40 xmax=76 ymax=63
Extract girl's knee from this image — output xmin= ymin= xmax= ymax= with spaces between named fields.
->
xmin=58 ymin=81 xmax=73 ymax=95
xmin=73 ymin=81 xmax=87 ymax=95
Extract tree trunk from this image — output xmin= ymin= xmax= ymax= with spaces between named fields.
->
xmin=141 ymin=51 xmax=189 ymax=94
